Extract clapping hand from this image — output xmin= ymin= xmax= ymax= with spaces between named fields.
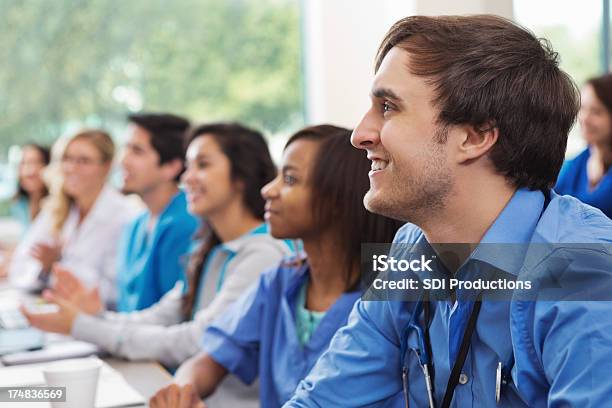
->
xmin=51 ymin=265 xmax=103 ymax=315
xmin=30 ymin=242 xmax=62 ymax=271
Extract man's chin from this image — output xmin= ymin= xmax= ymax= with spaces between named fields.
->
xmin=363 ymin=190 xmax=386 ymax=215
xmin=364 ymin=189 xmax=410 ymax=222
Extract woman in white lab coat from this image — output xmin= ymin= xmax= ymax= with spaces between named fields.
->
xmin=9 ymin=129 xmax=136 ymax=307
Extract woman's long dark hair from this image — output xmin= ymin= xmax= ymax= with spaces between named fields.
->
xmin=14 ymin=143 xmax=51 ymax=200
xmin=182 ymin=122 xmax=277 ymax=317
xmin=285 ymin=125 xmax=404 ymax=291
xmin=587 ymin=73 xmax=612 ymax=148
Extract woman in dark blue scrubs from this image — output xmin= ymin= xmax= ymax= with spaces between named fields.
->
xmin=555 ymin=73 xmax=612 ymax=218
xmin=149 ymin=125 xmax=403 ymax=408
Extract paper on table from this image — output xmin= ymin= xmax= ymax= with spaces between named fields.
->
xmin=0 ymin=358 xmax=145 ymax=407
xmin=0 ymin=340 xmax=100 ymax=365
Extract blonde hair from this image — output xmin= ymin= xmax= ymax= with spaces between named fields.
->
xmin=48 ymin=129 xmax=115 ymax=233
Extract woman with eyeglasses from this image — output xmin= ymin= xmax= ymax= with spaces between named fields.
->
xmin=23 ymin=122 xmax=293 ymax=408
xmin=9 ymin=129 xmax=137 ymax=306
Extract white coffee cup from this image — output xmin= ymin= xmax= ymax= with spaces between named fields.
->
xmin=42 ymin=358 xmax=102 ymax=408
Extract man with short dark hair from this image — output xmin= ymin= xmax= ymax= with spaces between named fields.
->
xmin=284 ymin=15 xmax=612 ymax=407
xmin=54 ymin=113 xmax=198 ymax=313
xmin=113 ymin=112 xmax=199 ymax=311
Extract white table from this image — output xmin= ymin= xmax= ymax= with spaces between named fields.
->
xmin=0 ymin=283 xmax=173 ymax=407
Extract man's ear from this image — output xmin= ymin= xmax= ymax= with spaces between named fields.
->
xmin=162 ymin=158 xmax=184 ymax=182
xmin=454 ymin=121 xmax=498 ymax=164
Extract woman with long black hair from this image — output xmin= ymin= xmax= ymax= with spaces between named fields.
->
xmin=23 ymin=122 xmax=292 ymax=408
xmin=150 ymin=125 xmax=403 ymax=408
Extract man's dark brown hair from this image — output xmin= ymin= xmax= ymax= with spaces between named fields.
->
xmin=375 ymin=15 xmax=580 ymax=190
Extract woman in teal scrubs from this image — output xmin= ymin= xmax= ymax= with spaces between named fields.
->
xmin=149 ymin=125 xmax=403 ymax=408
xmin=11 ymin=143 xmax=50 ymax=230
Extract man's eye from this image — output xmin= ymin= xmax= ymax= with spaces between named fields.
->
xmin=382 ymin=101 xmax=394 ymax=113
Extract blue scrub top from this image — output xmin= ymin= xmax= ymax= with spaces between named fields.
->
xmin=11 ymin=196 xmax=32 ymax=234
xmin=555 ymin=148 xmax=612 ymax=219
xmin=285 ymin=189 xmax=612 ymax=407
xmin=117 ymin=190 xmax=199 ymax=312
xmin=202 ymin=258 xmax=361 ymax=407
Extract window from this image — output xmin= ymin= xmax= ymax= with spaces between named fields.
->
xmin=514 ymin=0 xmax=606 ymax=156
xmin=0 ymin=0 xmax=304 ymax=212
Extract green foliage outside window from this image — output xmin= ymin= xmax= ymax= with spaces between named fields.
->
xmin=0 ymin=0 xmax=304 ymax=151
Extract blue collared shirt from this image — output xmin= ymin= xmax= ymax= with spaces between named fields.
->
xmin=201 ymin=258 xmax=361 ymax=407
xmin=117 ymin=190 xmax=199 ymax=312
xmin=285 ymin=189 xmax=612 ymax=407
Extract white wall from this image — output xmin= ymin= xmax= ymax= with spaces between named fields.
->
xmin=416 ymin=0 xmax=513 ymax=18
xmin=302 ymin=0 xmax=513 ymax=128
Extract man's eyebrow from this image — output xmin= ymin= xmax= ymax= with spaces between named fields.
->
xmin=371 ymin=87 xmax=403 ymax=103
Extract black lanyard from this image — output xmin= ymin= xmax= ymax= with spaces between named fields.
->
xmin=422 ymin=290 xmax=483 ymax=408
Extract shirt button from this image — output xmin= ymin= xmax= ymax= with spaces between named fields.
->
xmin=459 ymin=373 xmax=469 ymax=385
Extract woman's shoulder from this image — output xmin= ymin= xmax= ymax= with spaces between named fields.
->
xmin=562 ymin=148 xmax=590 ymax=171
xmin=232 ymin=231 xmax=294 ymax=257
xmin=258 ymin=254 xmax=307 ymax=287
xmin=556 ymin=148 xmax=589 ymax=190
xmin=98 ymin=187 xmax=142 ymax=219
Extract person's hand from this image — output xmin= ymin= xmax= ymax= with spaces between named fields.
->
xmin=52 ymin=265 xmax=103 ymax=315
xmin=20 ymin=290 xmax=79 ymax=335
xmin=150 ymin=384 xmax=206 ymax=408
xmin=0 ymin=248 xmax=10 ymax=279
xmin=30 ymin=242 xmax=62 ymax=271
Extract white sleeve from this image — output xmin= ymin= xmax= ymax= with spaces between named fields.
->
xmin=101 ymin=282 xmax=185 ymax=325
xmin=8 ymin=209 xmax=54 ymax=287
xmin=70 ymin=243 xmax=286 ymax=367
xmin=71 ymin=282 xmax=198 ymax=367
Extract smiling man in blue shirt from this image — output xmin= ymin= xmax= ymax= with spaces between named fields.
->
xmin=285 ymin=15 xmax=612 ymax=408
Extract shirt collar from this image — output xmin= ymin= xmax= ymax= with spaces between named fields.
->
xmin=160 ymin=189 xmax=185 ymax=217
xmin=220 ymin=222 xmax=269 ymax=254
xmin=411 ymin=188 xmax=545 ymax=277
xmin=153 ymin=189 xmax=187 ymax=226
xmin=283 ymin=260 xmax=360 ymax=313
xmin=72 ymin=185 xmax=120 ymax=222
xmin=470 ymin=188 xmax=545 ymax=276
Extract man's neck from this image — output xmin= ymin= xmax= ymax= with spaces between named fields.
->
xmin=141 ymin=182 xmax=179 ymax=217
xmin=420 ymin=178 xmax=516 ymax=245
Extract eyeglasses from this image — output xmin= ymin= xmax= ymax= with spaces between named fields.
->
xmin=61 ymin=155 xmax=105 ymax=166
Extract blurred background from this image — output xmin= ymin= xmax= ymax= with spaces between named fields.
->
xmin=0 ymin=0 xmax=607 ymax=217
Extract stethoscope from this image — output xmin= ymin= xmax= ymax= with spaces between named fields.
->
xmin=401 ymin=317 xmax=436 ymax=408
xmin=400 ymin=298 xmax=436 ymax=408
xmin=400 ymin=291 xmax=514 ymax=407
